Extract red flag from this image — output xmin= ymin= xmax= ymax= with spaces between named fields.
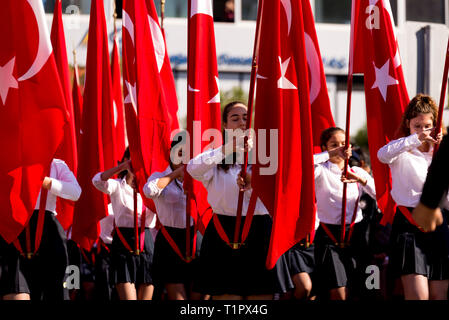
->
xmin=122 ymin=0 xmax=171 ymax=211
xmin=185 ymin=0 xmax=222 ymax=233
xmin=351 ymin=0 xmax=409 ymax=224
xmin=302 ymin=1 xmax=335 ymax=152
xmin=51 ymin=0 xmax=78 ymax=230
xmin=72 ymin=58 xmax=83 ymax=153
xmin=72 ymin=0 xmax=116 ymax=250
xmin=252 ymin=0 xmax=316 ymax=269
xmin=0 ymin=0 xmax=66 ymax=243
xmin=111 ymin=35 xmax=126 ymax=162
xmin=145 ymin=0 xmax=180 ymax=132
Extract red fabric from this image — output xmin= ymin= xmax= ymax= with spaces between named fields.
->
xmin=145 ymin=0 xmax=180 ymax=133
xmin=0 ymin=1 xmax=67 ymax=243
xmin=72 ymin=62 xmax=83 ymax=152
xmin=253 ymin=0 xmax=316 ymax=269
xmin=350 ymin=0 xmax=409 ymax=225
xmin=111 ymin=36 xmax=126 ymax=162
xmin=184 ymin=0 xmax=222 ymax=234
xmin=51 ymin=0 xmax=78 ymax=231
xmin=72 ymin=0 xmax=116 ymax=250
xmin=122 ymin=0 xmax=171 ymax=213
xmin=302 ymin=1 xmax=335 ymax=152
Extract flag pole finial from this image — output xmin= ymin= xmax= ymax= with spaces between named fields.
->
xmin=161 ymin=0 xmax=166 ymax=30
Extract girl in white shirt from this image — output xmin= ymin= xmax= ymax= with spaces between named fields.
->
xmin=186 ymin=101 xmax=293 ymax=300
xmin=377 ymin=94 xmax=448 ymax=300
xmin=0 ymin=159 xmax=81 ymax=301
xmin=92 ymin=148 xmax=155 ymax=300
xmin=144 ymin=137 xmax=203 ymax=300
xmin=313 ymin=127 xmax=376 ymax=300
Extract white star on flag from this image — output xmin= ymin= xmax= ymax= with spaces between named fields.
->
xmin=371 ymin=59 xmax=398 ymax=102
xmin=0 ymin=57 xmax=18 ymax=105
xmin=207 ymin=76 xmax=220 ymax=103
xmin=124 ymin=81 xmax=138 ymax=114
xmin=277 ymin=57 xmax=297 ymax=90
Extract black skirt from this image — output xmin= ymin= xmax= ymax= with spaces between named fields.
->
xmin=193 ymin=214 xmax=293 ymax=296
xmin=314 ymin=224 xmax=358 ymax=291
xmin=388 ymin=207 xmax=449 ymax=280
xmin=286 ymin=241 xmax=315 ymax=275
xmin=152 ymin=226 xmax=200 ymax=286
xmin=110 ymin=227 xmax=154 ymax=286
xmin=0 ymin=210 xmax=69 ymax=300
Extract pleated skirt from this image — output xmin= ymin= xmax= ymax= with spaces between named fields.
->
xmin=110 ymin=227 xmax=154 ymax=286
xmin=193 ymin=214 xmax=293 ymax=296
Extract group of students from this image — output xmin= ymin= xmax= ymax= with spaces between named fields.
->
xmin=0 ymin=94 xmax=448 ymax=301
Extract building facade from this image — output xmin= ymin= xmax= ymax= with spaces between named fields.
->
xmin=43 ymin=0 xmax=449 ymax=135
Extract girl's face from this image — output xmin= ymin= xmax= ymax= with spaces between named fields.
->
xmin=407 ymin=113 xmax=434 ymax=135
xmin=223 ymin=104 xmax=247 ymax=130
xmin=324 ymin=131 xmax=346 ymax=153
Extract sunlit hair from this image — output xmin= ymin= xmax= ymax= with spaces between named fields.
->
xmin=397 ymin=93 xmax=438 ymax=138
xmin=320 ymin=127 xmax=345 ymax=151
xmin=118 ymin=147 xmax=130 ymax=180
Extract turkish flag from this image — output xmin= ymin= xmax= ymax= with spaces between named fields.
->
xmin=72 ymin=0 xmax=116 ymax=250
xmin=302 ymin=0 xmax=335 ymax=152
xmin=111 ymin=35 xmax=126 ymax=162
xmin=253 ymin=0 xmax=316 ymax=269
xmin=145 ymin=0 xmax=180 ymax=133
xmin=0 ymin=0 xmax=66 ymax=243
xmin=350 ymin=0 xmax=409 ymax=224
xmin=51 ymin=0 xmax=78 ymax=230
xmin=122 ymin=0 xmax=171 ymax=212
xmin=185 ymin=0 xmax=222 ymax=233
xmin=72 ymin=60 xmax=83 ymax=153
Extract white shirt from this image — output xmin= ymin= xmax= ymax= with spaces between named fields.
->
xmin=143 ymin=166 xmax=193 ymax=229
xmin=314 ymin=152 xmax=376 ymax=225
xmin=186 ymin=147 xmax=269 ymax=216
xmin=92 ymin=172 xmax=155 ymax=228
xmin=99 ymin=204 xmax=115 ymax=244
xmin=377 ymin=133 xmax=437 ymax=208
xmin=34 ymin=159 xmax=81 ymax=214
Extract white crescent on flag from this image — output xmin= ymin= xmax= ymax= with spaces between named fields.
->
xmin=304 ymin=33 xmax=321 ymax=104
xmin=190 ymin=0 xmax=213 ymax=18
xmin=148 ymin=15 xmax=165 ymax=72
xmin=281 ymin=0 xmax=292 ymax=35
xmin=18 ymin=0 xmax=52 ymax=81
xmin=122 ymin=10 xmax=135 ymax=47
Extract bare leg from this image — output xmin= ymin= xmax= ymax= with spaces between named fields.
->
xmin=291 ymin=272 xmax=313 ymax=300
xmin=137 ymin=284 xmax=154 ymax=300
xmin=429 ymin=280 xmax=449 ymax=300
xmin=329 ymin=287 xmax=347 ymax=300
xmin=401 ymin=274 xmax=429 ymax=300
xmin=166 ymin=283 xmax=187 ymax=300
xmin=116 ymin=282 xmax=137 ymax=300
xmin=3 ymin=293 xmax=31 ymax=300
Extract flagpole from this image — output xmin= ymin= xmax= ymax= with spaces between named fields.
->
xmin=232 ymin=0 xmax=264 ymax=249
xmin=113 ymin=1 xmax=117 ymax=39
xmin=434 ymin=35 xmax=449 ymax=156
xmin=161 ymin=0 xmax=166 ymax=32
xmin=185 ymin=0 xmax=192 ymax=262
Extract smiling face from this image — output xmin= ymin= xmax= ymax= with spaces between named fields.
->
xmin=223 ymin=104 xmax=247 ymax=131
xmin=407 ymin=113 xmax=434 ymax=135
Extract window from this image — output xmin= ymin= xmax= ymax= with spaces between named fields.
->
xmin=214 ymin=0 xmax=235 ymax=22
xmin=242 ymin=0 xmax=257 ymax=21
xmin=406 ymin=0 xmax=445 ymax=24
xmin=153 ymin=0 xmax=187 ymax=18
xmin=42 ymin=0 xmax=91 ymax=14
xmin=315 ymin=0 xmax=351 ymax=24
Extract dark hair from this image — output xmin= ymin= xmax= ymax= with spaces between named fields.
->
xmin=397 ymin=94 xmax=438 ymax=138
xmin=320 ymin=127 xmax=345 ymax=151
xmin=118 ymin=147 xmax=130 ymax=180
xmin=169 ymin=133 xmax=185 ymax=190
xmin=218 ymin=101 xmax=247 ymax=171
